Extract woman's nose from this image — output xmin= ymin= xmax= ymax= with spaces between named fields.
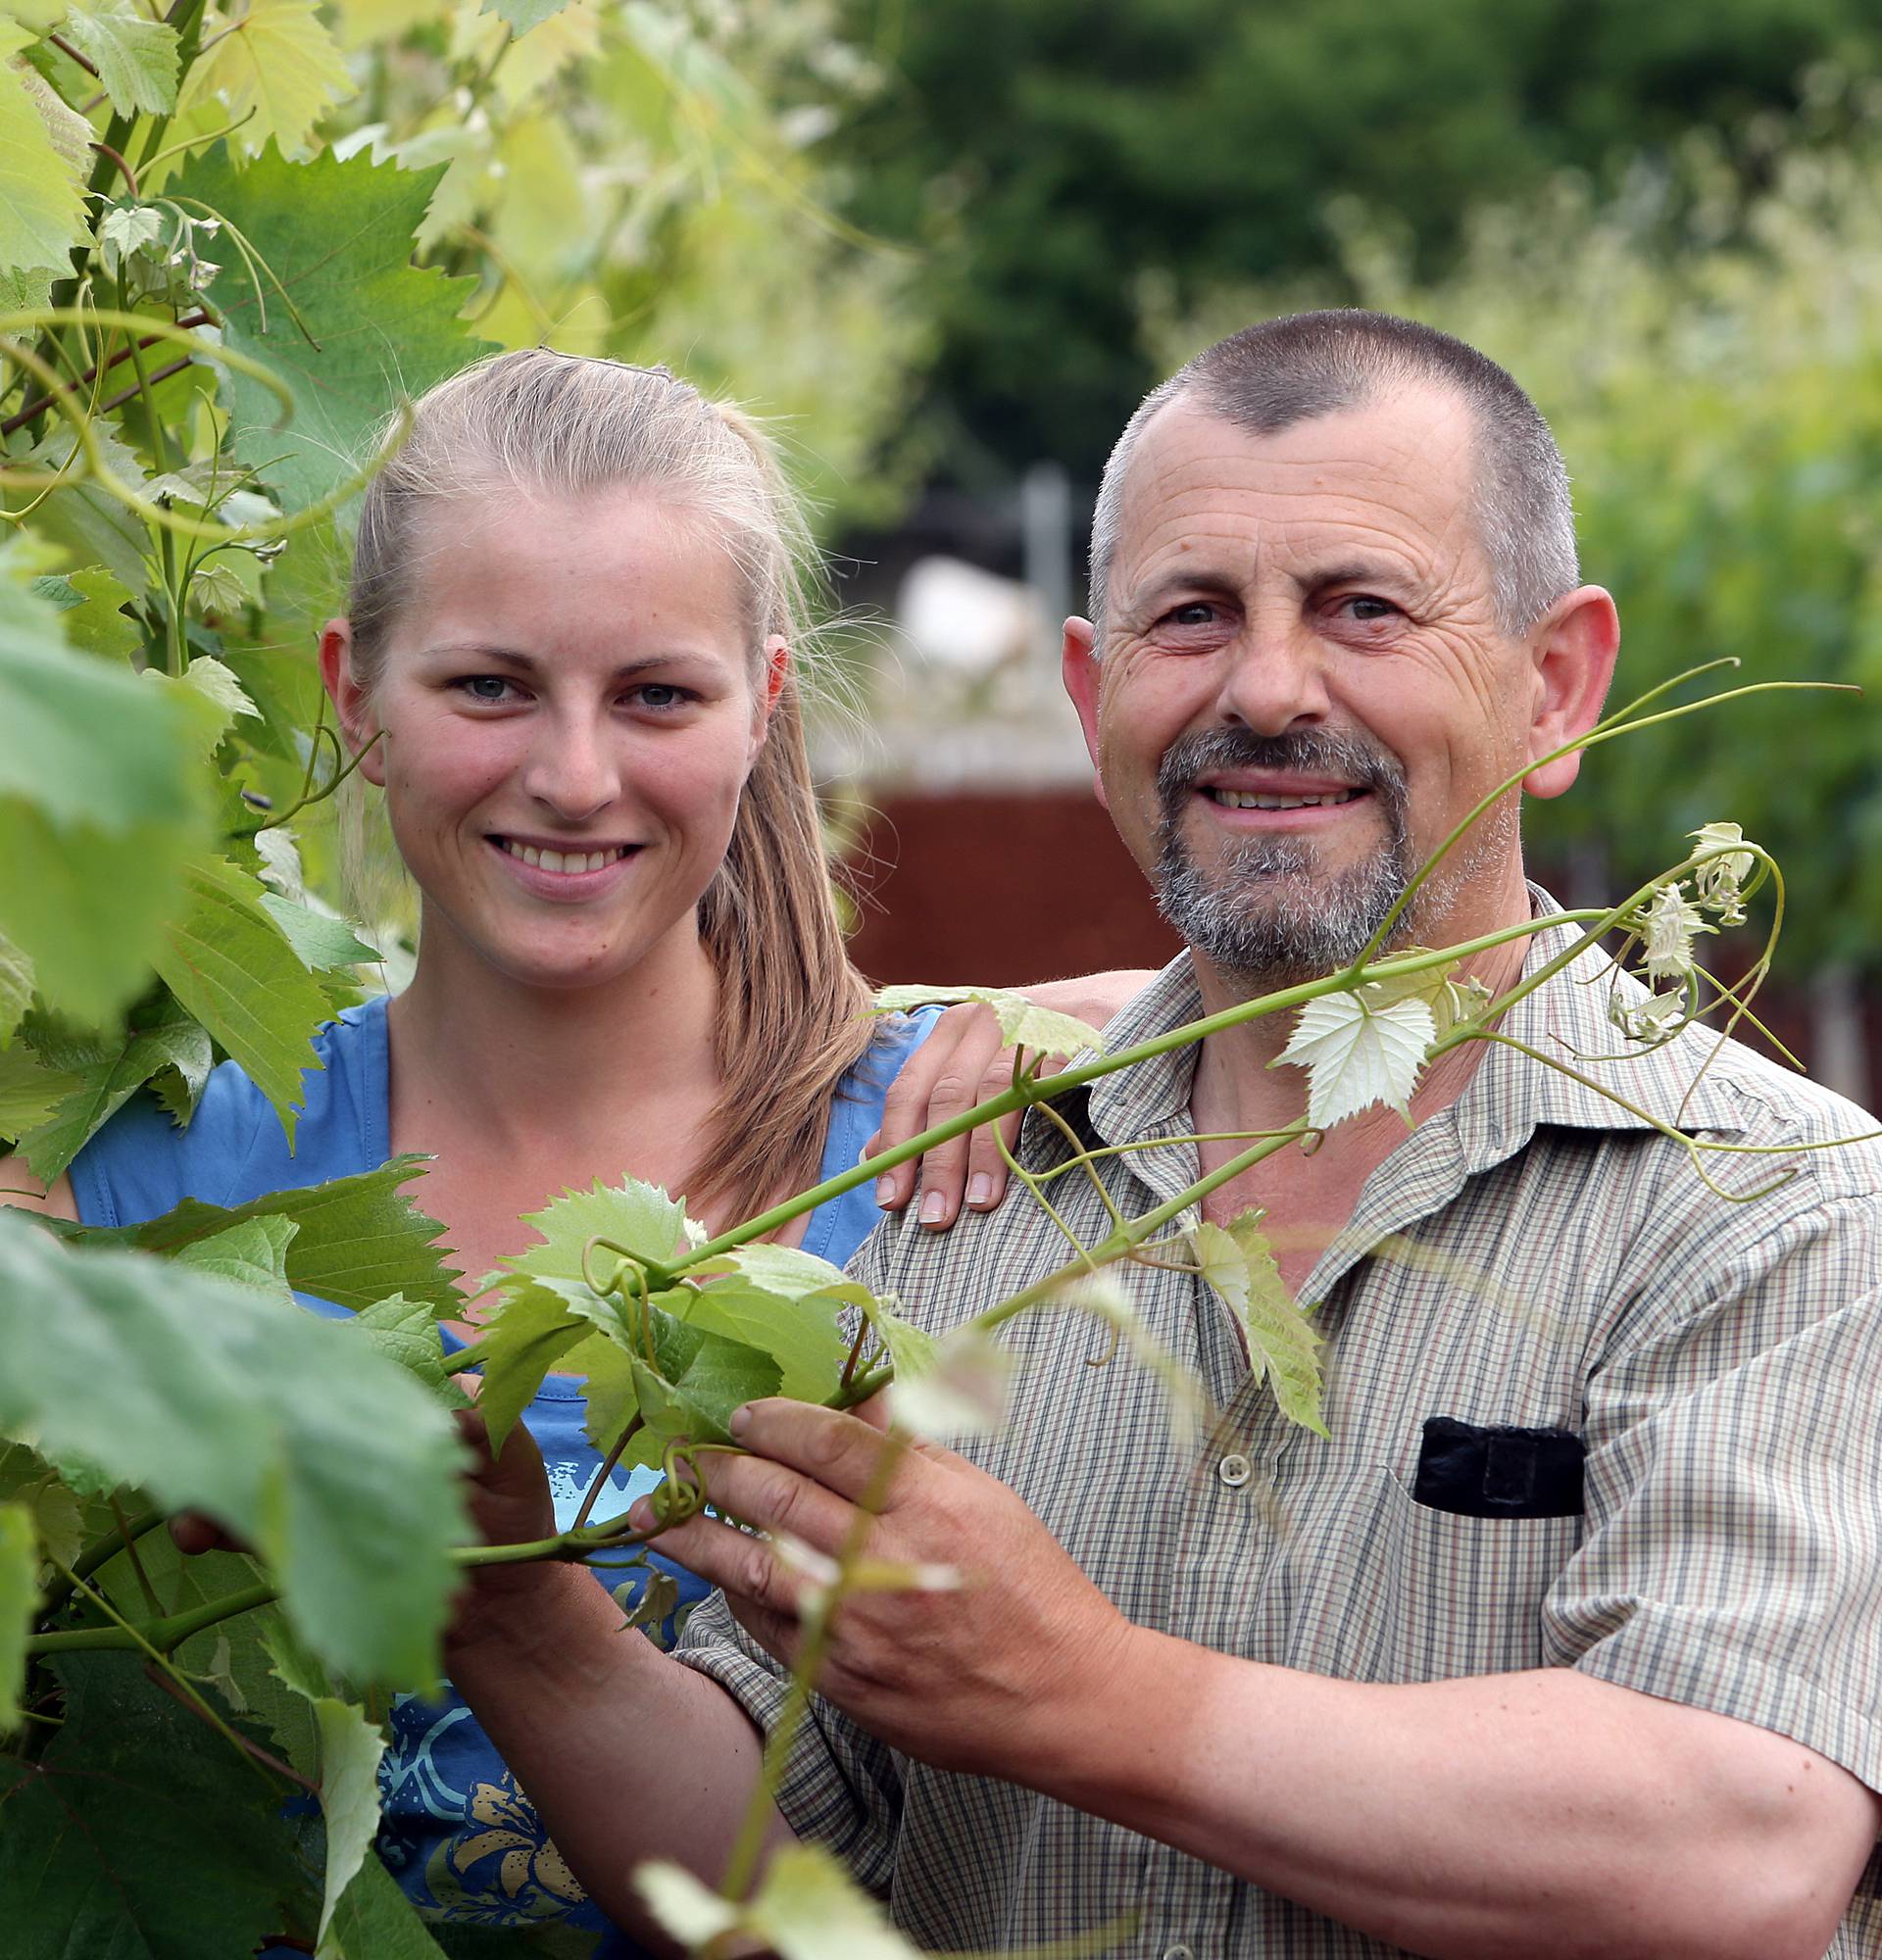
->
xmin=520 ymin=714 xmax=620 ymax=820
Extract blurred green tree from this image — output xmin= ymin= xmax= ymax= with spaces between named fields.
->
xmin=834 ymin=0 xmax=1881 ymax=484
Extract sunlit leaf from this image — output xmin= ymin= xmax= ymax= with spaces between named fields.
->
xmin=64 ymin=0 xmax=181 ymax=116
xmin=635 ymin=1860 xmax=738 ymax=1949
xmin=0 ymin=1502 xmax=36 ymax=1731
xmin=58 ymin=566 xmax=142 ymax=663
xmin=172 ymin=141 xmax=490 ymax=512
xmin=505 ymin=1173 xmax=691 ymax=1286
xmin=308 ymin=1695 xmax=386 ymax=1959
xmin=322 ymin=1854 xmax=453 ymax=1959
xmin=484 ymin=0 xmax=572 ymax=32
xmin=175 ymin=0 xmax=356 ymax=158
xmin=747 ymin=1840 xmax=925 ymax=1959
xmin=1192 ymin=1213 xmax=1326 ymax=1437
xmin=153 ymin=854 xmax=333 ymax=1147
xmin=173 ymin=1213 xmax=299 ymax=1311
xmin=874 ymin=982 xmax=1106 ymax=1059
xmin=258 ymin=893 xmax=377 ymax=972
xmin=0 ymin=50 xmax=87 ymax=273
xmin=1274 ymin=985 xmax=1435 ymax=1129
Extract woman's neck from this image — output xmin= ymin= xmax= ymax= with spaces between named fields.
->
xmin=386 ymin=909 xmax=722 ymax=1154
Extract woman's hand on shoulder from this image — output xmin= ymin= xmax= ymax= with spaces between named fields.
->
xmin=0 ymin=1152 xmax=76 ymax=1220
xmin=867 ymin=969 xmax=1153 ymax=1231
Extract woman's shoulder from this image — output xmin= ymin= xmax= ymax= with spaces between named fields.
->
xmin=70 ymin=994 xmax=393 ymax=1227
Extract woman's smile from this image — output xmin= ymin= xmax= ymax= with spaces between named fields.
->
xmin=487 ymin=833 xmax=643 ymax=900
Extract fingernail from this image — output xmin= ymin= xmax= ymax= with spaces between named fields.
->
xmin=966 ymin=1173 xmax=992 ymax=1207
xmin=920 ymin=1190 xmax=947 ymax=1225
xmin=628 ymin=1498 xmax=653 ymax=1531
xmin=728 ymin=1403 xmax=752 ymax=1438
xmin=875 ymin=1175 xmax=896 ymax=1207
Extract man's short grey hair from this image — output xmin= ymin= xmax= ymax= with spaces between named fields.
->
xmin=1087 ymin=310 xmax=1579 ymax=637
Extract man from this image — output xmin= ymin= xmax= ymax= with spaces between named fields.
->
xmin=452 ymin=312 xmax=1882 ymax=1957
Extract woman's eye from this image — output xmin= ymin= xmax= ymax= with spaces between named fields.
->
xmin=631 ymin=683 xmax=690 ymax=711
xmin=455 ymin=675 xmax=517 ymax=704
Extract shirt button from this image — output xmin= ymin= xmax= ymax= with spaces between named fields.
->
xmin=1216 ymin=1452 xmax=1252 ymax=1489
xmin=1164 ymin=1945 xmax=1196 ymax=1960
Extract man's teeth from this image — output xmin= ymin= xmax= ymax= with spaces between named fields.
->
xmin=1206 ymin=787 xmax=1360 ymax=810
xmin=499 ymin=841 xmax=627 ymax=873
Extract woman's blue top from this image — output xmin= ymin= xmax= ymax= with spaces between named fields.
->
xmin=71 ymin=992 xmax=935 ymax=1934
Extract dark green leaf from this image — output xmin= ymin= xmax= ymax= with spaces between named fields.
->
xmin=0 ymin=1209 xmax=467 ymax=1682
xmin=324 ymin=1855 xmax=453 ymax=1960
xmin=53 ymin=1155 xmax=462 ymax=1313
xmin=475 ymin=1278 xmax=591 ymax=1452
xmin=625 ymin=1302 xmax=780 ymax=1467
xmin=0 ymin=1653 xmax=305 ymax=1957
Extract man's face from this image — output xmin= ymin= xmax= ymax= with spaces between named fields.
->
xmin=1068 ymin=387 xmax=1541 ymax=985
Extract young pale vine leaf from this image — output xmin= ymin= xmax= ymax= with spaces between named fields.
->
xmin=504 ymin=1173 xmax=691 ymax=1287
xmin=0 ymin=1654 xmax=305 ymax=1951
xmin=0 ymin=1208 xmax=466 ymax=1682
xmin=56 ymin=1155 xmax=462 ymax=1313
xmin=624 ymin=1302 xmax=782 ymax=1467
xmin=885 ymin=1326 xmax=1011 ymax=1441
xmin=353 ymin=1293 xmax=471 ymax=1405
xmin=63 ymin=0 xmax=181 ymax=116
xmin=485 ymin=0 xmax=574 ymax=31
xmin=257 ymin=894 xmax=378 ymax=974
xmin=874 ymin=983 xmax=1107 ymax=1060
xmin=1192 ymin=1213 xmax=1327 ymax=1437
xmin=175 ymin=0 xmax=355 ymax=157
xmin=154 ymin=854 xmax=334 ymax=1149
xmin=172 ymin=142 xmax=490 ymax=512
xmin=1274 ymin=986 xmax=1436 ymax=1130
xmin=307 ymin=1696 xmax=387 ymax=1960
xmin=635 ymin=1861 xmax=739 ymax=1949
xmin=0 ymin=1501 xmax=36 ymax=1732
xmin=0 ymin=43 xmax=88 ymax=274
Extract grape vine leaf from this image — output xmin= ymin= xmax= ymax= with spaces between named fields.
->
xmin=258 ymin=893 xmax=378 ymax=972
xmin=174 ymin=0 xmax=356 ymax=158
xmin=55 ymin=1155 xmax=462 ymax=1313
xmin=354 ymin=1292 xmax=471 ymax=1405
xmin=12 ymin=999 xmax=214 ymax=1182
xmin=0 ymin=1208 xmax=467 ymax=1681
xmin=484 ymin=0 xmax=572 ymax=31
xmin=873 ymin=983 xmax=1107 ymax=1059
xmin=505 ymin=1173 xmax=692 ymax=1286
xmin=0 ymin=620 xmax=212 ymax=1023
xmin=153 ymin=853 xmax=333 ymax=1148
xmin=0 ymin=1654 xmax=305 ymax=1952
xmin=474 ymin=1277 xmax=593 ymax=1451
xmin=636 ymin=1862 xmax=738 ymax=1949
xmin=1192 ymin=1212 xmax=1326 ymax=1437
xmin=322 ymin=1855 xmax=452 ymax=1960
xmin=173 ymin=1213 xmax=299 ymax=1310
xmin=1274 ymin=985 xmax=1436 ymax=1130
xmin=0 ymin=926 xmax=31 ymax=1045
xmin=171 ymin=141 xmax=491 ymax=512
xmin=0 ymin=1442 xmax=98 ymax=1573
xmin=63 ymin=0 xmax=182 ymax=116
xmin=59 ymin=566 xmax=142 ymax=663
xmin=308 ymin=1695 xmax=387 ymax=1959
xmin=0 ymin=37 xmax=87 ymax=273
xmin=639 ymin=1841 xmax=931 ymax=1960
xmin=625 ymin=1303 xmax=781 ymax=1466
xmin=0 ymin=1501 xmax=35 ymax=1730
xmin=678 ymin=1277 xmax=847 ymax=1404
xmin=881 ymin=1326 xmax=1010 ymax=1442
xmin=0 ymin=1043 xmax=77 ymax=1144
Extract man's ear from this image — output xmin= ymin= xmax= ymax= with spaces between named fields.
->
xmin=1521 ymin=587 xmax=1620 ymax=800
xmin=1061 ymin=615 xmax=1109 ymax=810
xmin=318 ymin=619 xmax=386 ymax=788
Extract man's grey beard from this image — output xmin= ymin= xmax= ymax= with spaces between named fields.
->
xmin=1154 ymin=728 xmax=1414 ymax=985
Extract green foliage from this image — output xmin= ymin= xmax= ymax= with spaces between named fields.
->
xmin=63 ymin=1 xmax=183 ymax=118
xmin=1191 ymin=1216 xmax=1326 ymax=1438
xmin=0 ymin=1501 xmax=35 ymax=1729
xmin=0 ymin=1654 xmax=305 ymax=1958
xmin=0 ymin=37 xmax=87 ymax=274
xmin=0 ymin=1207 xmax=466 ymax=1682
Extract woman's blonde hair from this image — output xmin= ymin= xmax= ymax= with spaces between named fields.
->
xmin=346 ymin=349 xmax=876 ymax=1221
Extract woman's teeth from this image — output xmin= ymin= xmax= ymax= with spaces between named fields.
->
xmin=1206 ymin=787 xmax=1360 ymax=809
xmin=499 ymin=840 xmax=627 ymax=873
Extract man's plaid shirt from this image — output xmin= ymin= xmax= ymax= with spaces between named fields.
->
xmin=680 ymin=906 xmax=1882 ymax=1956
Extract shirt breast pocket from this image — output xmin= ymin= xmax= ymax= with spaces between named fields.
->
xmin=1374 ymin=1465 xmax=1585 ymax=1683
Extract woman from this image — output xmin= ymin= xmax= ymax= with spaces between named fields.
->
xmin=1 ymin=349 xmax=1144 ymax=1934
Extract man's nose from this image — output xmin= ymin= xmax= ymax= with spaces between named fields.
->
xmin=520 ymin=711 xmax=620 ymax=820
xmin=1214 ymin=616 xmax=1333 ymax=736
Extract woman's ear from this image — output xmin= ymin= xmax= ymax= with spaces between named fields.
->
xmin=318 ymin=618 xmax=386 ymax=788
xmin=749 ymin=635 xmax=790 ymax=765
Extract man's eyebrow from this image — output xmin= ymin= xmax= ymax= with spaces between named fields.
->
xmin=1122 ymin=566 xmax=1247 ymax=614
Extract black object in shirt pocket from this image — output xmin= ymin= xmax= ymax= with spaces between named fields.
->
xmin=1413 ymin=1416 xmax=1585 ymax=1520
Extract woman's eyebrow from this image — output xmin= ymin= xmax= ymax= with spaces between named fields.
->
xmin=414 ymin=643 xmax=699 ymax=680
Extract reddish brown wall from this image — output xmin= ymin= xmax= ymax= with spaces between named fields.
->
xmin=843 ymin=790 xmax=1182 ymax=986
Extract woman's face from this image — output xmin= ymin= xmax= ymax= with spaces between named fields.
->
xmin=328 ymin=487 xmax=774 ymax=994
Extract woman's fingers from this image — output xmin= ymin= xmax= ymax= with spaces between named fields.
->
xmin=869 ymin=1003 xmax=1009 ymax=1226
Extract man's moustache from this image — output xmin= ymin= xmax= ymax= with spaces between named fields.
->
xmin=1155 ymin=729 xmax=1407 ymax=809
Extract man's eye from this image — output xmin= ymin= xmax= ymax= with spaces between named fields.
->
xmin=1165 ymin=603 xmax=1217 ymax=627
xmin=1343 ymin=596 xmax=1396 ymax=622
